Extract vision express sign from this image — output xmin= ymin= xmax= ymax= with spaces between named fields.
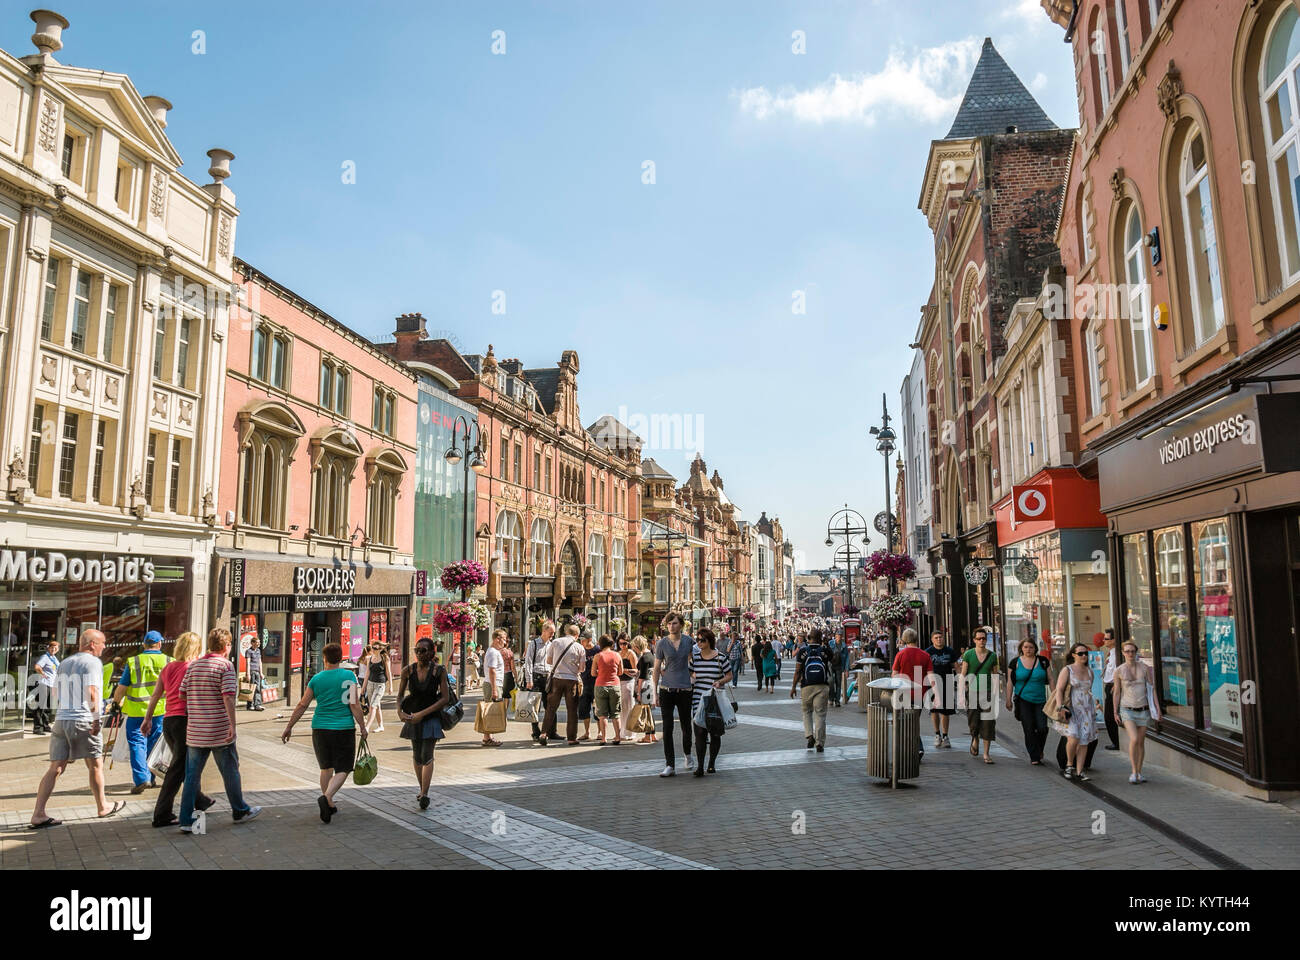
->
xmin=1098 ymin=391 xmax=1300 ymax=511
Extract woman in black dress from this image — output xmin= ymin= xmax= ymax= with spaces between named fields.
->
xmin=396 ymin=637 xmax=449 ymax=810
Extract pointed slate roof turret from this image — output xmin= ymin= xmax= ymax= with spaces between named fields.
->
xmin=944 ymin=38 xmax=1056 ymax=140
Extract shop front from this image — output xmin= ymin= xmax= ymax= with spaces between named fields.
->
xmin=993 ymin=468 xmax=1109 ymax=673
xmin=212 ymin=551 xmax=414 ymax=706
xmin=1 ymin=547 xmax=197 ymax=737
xmin=1096 ymin=374 xmax=1300 ymax=795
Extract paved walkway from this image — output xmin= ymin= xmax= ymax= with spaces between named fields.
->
xmin=2 ymin=687 xmax=1298 ymax=870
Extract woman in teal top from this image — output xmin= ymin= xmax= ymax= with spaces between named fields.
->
xmin=281 ymin=642 xmax=365 ymax=824
xmin=761 ymin=641 xmax=778 ymax=692
xmin=1005 ymin=638 xmax=1052 ymax=765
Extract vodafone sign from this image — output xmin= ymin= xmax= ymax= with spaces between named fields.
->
xmin=1012 ymin=485 xmax=1053 ymax=524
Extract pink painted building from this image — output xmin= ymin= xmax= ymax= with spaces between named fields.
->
xmin=209 ymin=259 xmax=418 ymax=703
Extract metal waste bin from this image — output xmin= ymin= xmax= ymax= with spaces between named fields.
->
xmin=866 ymin=701 xmax=921 ymax=787
xmin=855 ymin=659 xmax=886 ymax=711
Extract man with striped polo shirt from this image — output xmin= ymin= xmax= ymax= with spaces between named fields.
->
xmin=178 ymin=628 xmax=261 ymax=834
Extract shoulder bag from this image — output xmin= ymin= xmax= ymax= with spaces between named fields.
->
xmin=438 ymin=668 xmax=465 ymax=731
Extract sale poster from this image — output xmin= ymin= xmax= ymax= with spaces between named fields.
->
xmin=340 ymin=614 xmax=351 ymax=662
xmin=349 ymin=610 xmax=368 ymax=662
xmin=289 ymin=614 xmax=304 ymax=672
xmin=239 ymin=613 xmax=257 ymax=673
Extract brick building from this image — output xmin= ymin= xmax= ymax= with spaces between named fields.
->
xmin=913 ymin=38 xmax=1075 ymax=647
xmin=1040 ymin=0 xmax=1300 ymax=795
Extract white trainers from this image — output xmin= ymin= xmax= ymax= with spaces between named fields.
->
xmin=942 ymin=735 xmax=952 ymax=748
xmin=1136 ymin=773 xmax=1147 ymax=783
xmin=234 ymin=805 xmax=262 ymax=824
xmin=1129 ymin=773 xmax=1139 ymax=783
xmin=659 ymin=765 xmax=675 ymax=778
xmin=684 ymin=755 xmax=696 ymax=771
xmin=933 ymin=734 xmax=942 ymax=748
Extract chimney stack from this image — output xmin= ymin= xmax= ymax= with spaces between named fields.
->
xmin=143 ymin=96 xmax=172 ymax=129
xmin=30 ymin=9 xmax=68 ymax=55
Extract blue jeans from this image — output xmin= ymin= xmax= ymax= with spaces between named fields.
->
xmin=179 ymin=742 xmax=251 ymax=827
xmin=125 ymin=715 xmax=163 ymax=786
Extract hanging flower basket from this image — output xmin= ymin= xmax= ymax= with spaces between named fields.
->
xmin=864 ymin=550 xmax=917 ymax=581
xmin=867 ymin=594 xmax=913 ymax=628
xmin=569 ymin=613 xmax=590 ymax=630
xmin=466 ymin=599 xmax=492 ymax=630
xmin=842 ymin=604 xmax=861 ymax=616
xmin=713 ymin=606 xmax=731 ymax=618
xmin=608 ymin=617 xmax=626 ymax=634
xmin=440 ymin=560 xmax=488 ymax=593
xmin=742 ymin=611 xmax=758 ymax=622
xmin=432 ymin=602 xmax=475 ymax=634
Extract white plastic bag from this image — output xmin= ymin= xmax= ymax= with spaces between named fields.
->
xmin=147 ymin=733 xmax=172 ymax=778
xmin=513 ymin=691 xmax=543 ymax=723
xmin=716 ymin=686 xmax=738 ymax=730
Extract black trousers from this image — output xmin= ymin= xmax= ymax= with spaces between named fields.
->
xmin=658 ymin=688 xmax=694 ymax=767
xmin=1103 ymin=682 xmax=1120 ymax=748
xmin=1016 ymin=697 xmax=1049 ymax=762
xmin=527 ymin=674 xmax=548 ymax=737
xmin=693 ymin=725 xmax=721 ymax=770
xmin=756 ymin=668 xmax=764 ymax=691
xmin=155 ymin=716 xmax=213 ymax=824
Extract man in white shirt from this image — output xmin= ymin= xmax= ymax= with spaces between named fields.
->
xmin=31 ymin=640 xmax=60 ymax=734
xmin=1101 ymin=627 xmax=1120 ymax=751
xmin=539 ymin=624 xmax=585 ymax=746
xmin=522 ymin=620 xmax=555 ymax=742
xmin=480 ymin=632 xmax=506 ymax=746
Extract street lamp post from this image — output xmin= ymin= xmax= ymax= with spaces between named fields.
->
xmin=869 ymin=395 xmax=899 ymax=660
xmin=825 ymin=506 xmax=869 ymax=613
xmin=445 ymin=415 xmax=487 ymax=695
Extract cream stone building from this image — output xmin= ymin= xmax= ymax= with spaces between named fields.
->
xmin=0 ymin=11 xmax=238 ymax=733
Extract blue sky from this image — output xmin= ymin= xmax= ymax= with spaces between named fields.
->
xmin=14 ymin=1 xmax=1080 ymax=569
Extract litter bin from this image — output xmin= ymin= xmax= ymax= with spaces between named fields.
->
xmin=865 ymin=696 xmax=922 ymax=788
xmin=854 ymin=658 xmax=886 ymax=711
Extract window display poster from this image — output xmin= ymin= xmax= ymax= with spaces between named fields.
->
xmin=1088 ymin=651 xmax=1106 ymax=721
xmin=290 ymin=614 xmax=304 ymax=672
xmin=369 ymin=614 xmax=382 ymax=647
xmin=1168 ymin=674 xmax=1188 ymax=706
xmin=264 ymin=630 xmax=283 ymax=660
xmin=239 ymin=613 xmax=257 ymax=673
xmin=388 ymin=611 xmax=404 ymax=670
xmin=349 ymin=610 xmax=368 ymax=662
xmin=340 ymin=613 xmax=351 ymax=662
xmin=1205 ymin=615 xmax=1241 ymax=732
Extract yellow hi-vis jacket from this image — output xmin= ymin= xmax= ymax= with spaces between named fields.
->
xmin=121 ymin=650 xmax=171 ymax=718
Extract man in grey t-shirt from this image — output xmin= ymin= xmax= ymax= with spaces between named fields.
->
xmin=652 ymin=612 xmax=696 ymax=776
xmin=29 ymin=630 xmax=125 ymax=827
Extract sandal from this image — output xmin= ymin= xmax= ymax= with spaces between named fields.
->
xmin=29 ymin=817 xmax=62 ymax=829
xmin=418 ymin=796 xmax=430 ymax=810
xmin=97 ymin=801 xmax=126 ymax=819
xmin=983 ymin=757 xmax=994 ymax=764
xmin=969 ymin=741 xmax=979 ymax=757
xmin=480 ymin=738 xmax=502 ymax=747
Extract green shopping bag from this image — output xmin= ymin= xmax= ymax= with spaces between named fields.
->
xmin=352 ymin=736 xmax=378 ymax=786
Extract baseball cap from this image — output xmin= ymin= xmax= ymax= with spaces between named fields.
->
xmin=144 ymin=630 xmax=165 ymax=647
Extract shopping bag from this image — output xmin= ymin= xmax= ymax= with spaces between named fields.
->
xmin=627 ymin=704 xmax=655 ymax=734
xmin=237 ymin=680 xmax=256 ymax=703
xmin=474 ymin=699 xmax=508 ymax=734
xmin=111 ymin=725 xmax=130 ymax=764
xmin=715 ymin=686 xmax=738 ymax=731
xmin=513 ymin=691 xmax=543 ymax=724
xmin=147 ymin=733 xmax=173 ymax=778
xmin=352 ymin=737 xmax=378 ymax=785
xmin=692 ymin=693 xmax=708 ymax=729
xmin=637 ymin=682 xmax=654 ymax=705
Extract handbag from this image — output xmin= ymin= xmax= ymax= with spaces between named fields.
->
xmin=725 ymin=683 xmax=739 ymax=713
xmin=626 ymin=704 xmax=655 ymax=734
xmin=637 ymin=680 xmax=654 ymax=705
xmin=514 ymin=691 xmax=543 ymax=723
xmin=474 ymin=698 xmax=508 ymax=734
xmin=147 ymin=733 xmax=173 ymax=778
xmin=352 ymin=737 xmax=378 ymax=786
xmin=438 ymin=670 xmax=465 ymax=730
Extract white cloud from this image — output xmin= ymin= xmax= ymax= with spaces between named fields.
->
xmin=1002 ymin=0 xmax=1050 ymax=29
xmin=1031 ymin=71 xmax=1048 ymax=92
xmin=735 ymin=38 xmax=983 ymax=127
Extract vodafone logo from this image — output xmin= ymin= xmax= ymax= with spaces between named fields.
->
xmin=1012 ymin=485 xmax=1053 ymax=524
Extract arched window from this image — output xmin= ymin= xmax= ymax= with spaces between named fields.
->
xmin=655 ymin=562 xmax=669 ymax=603
xmin=588 ymin=534 xmax=605 ymax=591
xmin=1261 ymin=4 xmax=1300 ymax=286
xmin=1119 ymin=202 xmax=1155 ymax=388
xmin=1174 ymin=127 xmax=1226 ymax=346
xmin=1156 ymin=528 xmax=1185 ymax=586
xmin=311 ymin=427 xmax=360 ymax=540
xmin=1084 ymin=318 xmax=1105 ymax=419
xmin=365 ymin=449 xmax=405 ymax=547
xmin=611 ymin=538 xmax=626 ymax=590
xmin=237 ymin=403 xmax=304 ymax=531
xmin=530 ymin=518 xmax=553 ymax=576
xmin=495 ymin=510 xmax=523 ymax=574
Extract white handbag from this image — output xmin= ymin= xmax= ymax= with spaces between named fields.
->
xmin=637 ymin=681 xmax=654 ymax=705
xmin=147 ymin=733 xmax=173 ymax=778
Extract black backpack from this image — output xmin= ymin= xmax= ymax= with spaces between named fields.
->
xmin=802 ymin=644 xmax=828 ymax=685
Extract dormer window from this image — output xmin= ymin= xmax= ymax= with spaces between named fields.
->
xmin=60 ymin=118 xmax=91 ymax=188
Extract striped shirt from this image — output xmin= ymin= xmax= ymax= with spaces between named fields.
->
xmin=690 ymin=651 xmax=730 ymax=713
xmin=179 ymin=653 xmax=237 ymax=747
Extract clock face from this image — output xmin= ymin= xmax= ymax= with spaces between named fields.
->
xmin=874 ymin=512 xmax=893 ymax=535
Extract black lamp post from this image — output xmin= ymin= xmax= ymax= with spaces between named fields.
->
xmin=869 ymin=395 xmax=899 ymax=659
xmin=825 ymin=506 xmax=869 ymax=612
xmin=444 ymin=414 xmax=486 ymax=694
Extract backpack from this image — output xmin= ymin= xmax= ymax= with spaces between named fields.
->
xmin=802 ymin=644 xmax=828 ymax=685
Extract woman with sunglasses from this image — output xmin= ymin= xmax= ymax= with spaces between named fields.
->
xmin=1113 ymin=641 xmax=1161 ymax=783
xmin=396 ymin=637 xmax=449 ymax=810
xmin=359 ymin=642 xmax=391 ymax=734
xmin=1053 ymin=642 xmax=1099 ymax=781
xmin=616 ymin=634 xmax=638 ymax=736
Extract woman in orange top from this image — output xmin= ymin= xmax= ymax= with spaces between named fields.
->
xmin=592 ymin=636 xmax=624 ymax=745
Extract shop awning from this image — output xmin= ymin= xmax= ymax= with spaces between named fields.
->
xmin=993 ymin=467 xmax=1106 ymax=552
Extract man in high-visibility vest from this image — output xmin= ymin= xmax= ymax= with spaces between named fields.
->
xmin=113 ymin=631 xmax=171 ymax=793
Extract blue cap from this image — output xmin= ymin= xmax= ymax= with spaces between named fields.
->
xmin=144 ymin=630 xmax=165 ymax=647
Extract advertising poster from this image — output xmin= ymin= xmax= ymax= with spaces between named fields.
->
xmin=349 ymin=610 xmax=368 ymax=662
xmin=1168 ymin=675 xmax=1188 ymax=706
xmin=289 ymin=614 xmax=304 ymax=672
xmin=339 ymin=613 xmax=351 ymax=662
xmin=238 ymin=613 xmax=257 ymax=673
xmin=1205 ymin=615 xmax=1241 ymax=732
xmin=1088 ymin=650 xmax=1106 ymax=721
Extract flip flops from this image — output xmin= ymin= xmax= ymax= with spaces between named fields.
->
xmin=29 ymin=818 xmax=61 ymax=829
xmin=97 ymin=801 xmax=126 ymax=819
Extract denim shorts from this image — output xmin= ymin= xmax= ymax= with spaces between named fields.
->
xmin=1120 ymin=706 xmax=1150 ymax=728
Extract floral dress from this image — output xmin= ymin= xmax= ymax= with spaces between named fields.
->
xmin=1055 ymin=666 xmax=1098 ymax=743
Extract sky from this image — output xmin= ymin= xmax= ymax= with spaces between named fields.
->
xmin=11 ymin=0 xmax=1081 ymax=570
